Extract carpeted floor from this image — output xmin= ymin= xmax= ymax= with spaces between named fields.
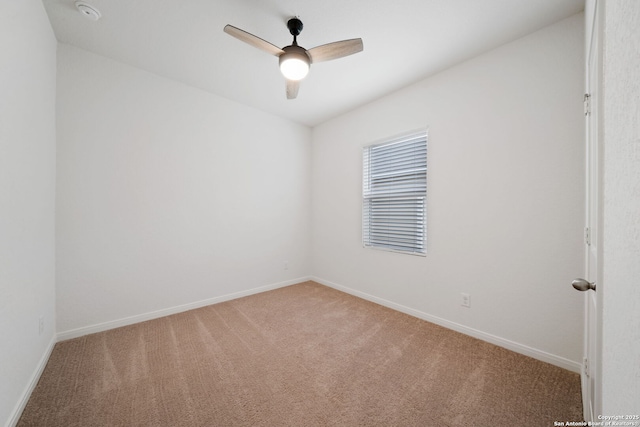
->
xmin=19 ymin=281 xmax=583 ymax=426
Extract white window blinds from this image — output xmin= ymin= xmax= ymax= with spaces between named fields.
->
xmin=363 ymin=131 xmax=427 ymax=255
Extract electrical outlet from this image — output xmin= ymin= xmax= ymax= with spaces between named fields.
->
xmin=38 ymin=316 xmax=44 ymax=335
xmin=284 ymin=261 xmax=289 ymax=270
xmin=461 ymin=293 xmax=470 ymax=308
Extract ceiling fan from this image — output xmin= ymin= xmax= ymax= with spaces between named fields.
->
xmin=224 ymin=18 xmax=363 ymax=99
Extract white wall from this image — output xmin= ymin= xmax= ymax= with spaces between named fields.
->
xmin=600 ymin=0 xmax=640 ymax=415
xmin=0 ymin=1 xmax=57 ymax=425
xmin=56 ymin=45 xmax=311 ymax=336
xmin=311 ymin=14 xmax=585 ymax=368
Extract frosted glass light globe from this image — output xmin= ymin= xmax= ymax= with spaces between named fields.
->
xmin=280 ymin=57 xmax=310 ymax=80
xmin=279 ymin=46 xmax=310 ymax=81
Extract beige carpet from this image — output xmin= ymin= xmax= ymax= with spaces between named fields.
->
xmin=19 ymin=281 xmax=583 ymax=426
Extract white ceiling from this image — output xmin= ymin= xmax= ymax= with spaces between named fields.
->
xmin=42 ymin=0 xmax=584 ymax=127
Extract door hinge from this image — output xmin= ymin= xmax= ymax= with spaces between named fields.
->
xmin=584 ymin=93 xmax=591 ymax=116
xmin=584 ymin=357 xmax=590 ymax=377
xmin=585 ymin=227 xmax=591 ymax=246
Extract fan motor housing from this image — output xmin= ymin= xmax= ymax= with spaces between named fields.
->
xmin=279 ymin=45 xmax=311 ymax=66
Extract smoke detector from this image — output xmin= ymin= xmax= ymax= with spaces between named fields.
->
xmin=75 ymin=2 xmax=101 ymax=21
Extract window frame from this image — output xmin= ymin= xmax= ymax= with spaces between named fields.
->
xmin=362 ymin=129 xmax=428 ymax=256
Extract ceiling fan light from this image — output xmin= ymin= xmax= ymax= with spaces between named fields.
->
xmin=280 ymin=58 xmax=309 ymax=80
xmin=279 ymin=48 xmax=310 ymax=81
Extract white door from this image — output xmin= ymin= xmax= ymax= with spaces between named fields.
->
xmin=577 ymin=0 xmax=602 ymax=421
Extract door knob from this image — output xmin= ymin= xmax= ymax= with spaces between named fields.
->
xmin=572 ymin=278 xmax=596 ymax=292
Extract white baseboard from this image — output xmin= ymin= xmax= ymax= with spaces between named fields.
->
xmin=6 ymin=335 xmax=56 ymax=427
xmin=57 ymin=276 xmax=311 ymax=341
xmin=311 ymin=276 xmax=581 ymax=373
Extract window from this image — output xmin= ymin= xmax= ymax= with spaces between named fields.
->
xmin=362 ymin=130 xmax=427 ymax=255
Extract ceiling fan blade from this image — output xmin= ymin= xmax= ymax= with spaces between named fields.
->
xmin=286 ymin=79 xmax=300 ymax=99
xmin=307 ymin=38 xmax=363 ymax=63
xmin=224 ymin=25 xmax=284 ymax=56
